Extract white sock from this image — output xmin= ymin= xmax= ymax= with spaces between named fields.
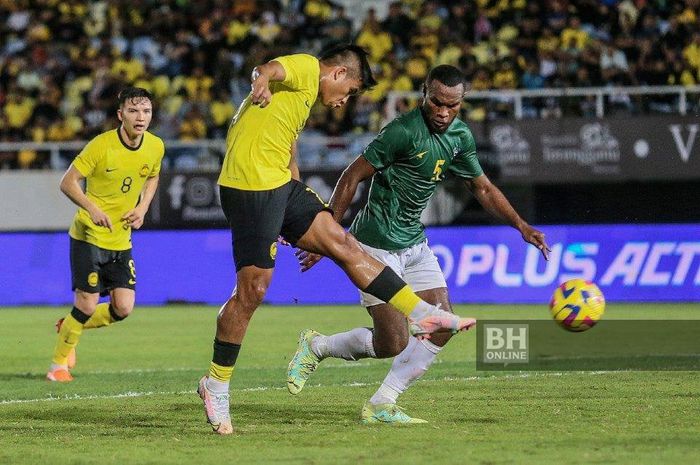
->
xmin=369 ymin=337 xmax=441 ymax=405
xmin=206 ymin=376 xmax=229 ymax=395
xmin=311 ymin=327 xmax=376 ymax=361
xmin=49 ymin=363 xmax=67 ymax=371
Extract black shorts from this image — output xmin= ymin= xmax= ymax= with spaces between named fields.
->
xmin=220 ymin=179 xmax=330 ymax=271
xmin=70 ymin=238 xmax=136 ymax=296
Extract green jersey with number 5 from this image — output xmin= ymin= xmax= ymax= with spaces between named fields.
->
xmin=349 ymin=108 xmax=483 ymax=250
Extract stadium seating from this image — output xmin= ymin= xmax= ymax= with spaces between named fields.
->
xmin=0 ymin=0 xmax=698 ymax=169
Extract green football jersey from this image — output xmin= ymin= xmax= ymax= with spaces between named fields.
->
xmin=350 ymin=108 xmax=483 ymax=250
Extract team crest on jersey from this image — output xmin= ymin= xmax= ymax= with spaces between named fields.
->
xmin=270 ymin=242 xmax=278 ymax=260
xmin=139 ymin=164 xmax=150 ymax=177
xmin=87 ymin=272 xmax=99 ymax=287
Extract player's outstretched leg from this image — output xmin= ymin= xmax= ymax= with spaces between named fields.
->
xmin=296 ymin=213 xmax=476 ymax=336
xmin=287 ymin=329 xmax=323 ymax=394
xmin=197 ymin=376 xmax=233 ymax=435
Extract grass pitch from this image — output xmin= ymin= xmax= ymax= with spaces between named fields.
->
xmin=1 ymin=304 xmax=699 ymax=465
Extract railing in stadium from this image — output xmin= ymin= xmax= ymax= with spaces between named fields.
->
xmin=0 ymin=85 xmax=698 ymax=170
xmin=386 ymin=85 xmax=700 ymax=120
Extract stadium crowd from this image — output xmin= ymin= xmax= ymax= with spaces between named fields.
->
xmin=1 ymin=0 xmax=699 ymax=169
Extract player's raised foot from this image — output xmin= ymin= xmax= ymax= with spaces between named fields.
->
xmin=197 ymin=376 xmax=233 ymax=435
xmin=287 ymin=329 xmax=323 ymax=395
xmin=409 ymin=304 xmax=476 ymax=337
xmin=55 ymin=318 xmax=77 ymax=369
xmin=360 ymin=402 xmax=427 ymax=425
xmin=46 ymin=367 xmax=73 ymax=383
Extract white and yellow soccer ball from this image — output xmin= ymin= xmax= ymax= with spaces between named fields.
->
xmin=549 ymin=279 xmax=605 ymax=332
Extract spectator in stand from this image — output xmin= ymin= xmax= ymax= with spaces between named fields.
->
xmin=356 ymin=9 xmax=393 ymax=64
xmin=1 ymin=0 xmax=699 ymax=168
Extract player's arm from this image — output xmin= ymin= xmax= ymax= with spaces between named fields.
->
xmin=122 ymin=175 xmax=159 ymax=230
xmin=328 ymin=155 xmax=376 ymax=223
xmin=59 ymin=165 xmax=112 ymax=231
xmin=250 ymin=60 xmax=286 ymax=108
xmin=465 ymin=174 xmax=551 ymax=260
xmin=289 ymin=142 xmax=300 ymax=181
xmin=296 ymin=155 xmax=376 ymax=272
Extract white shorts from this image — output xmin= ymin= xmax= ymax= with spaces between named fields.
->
xmin=358 ymin=239 xmax=447 ymax=308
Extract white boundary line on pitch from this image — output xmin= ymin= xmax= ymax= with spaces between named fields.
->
xmin=0 ymin=371 xmax=614 ymax=406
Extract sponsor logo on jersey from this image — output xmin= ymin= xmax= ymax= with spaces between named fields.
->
xmin=412 ymin=150 xmax=428 ymax=160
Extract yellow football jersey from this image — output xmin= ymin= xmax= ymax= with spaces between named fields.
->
xmin=218 ymin=54 xmax=320 ymax=191
xmin=69 ymin=129 xmax=165 ymax=250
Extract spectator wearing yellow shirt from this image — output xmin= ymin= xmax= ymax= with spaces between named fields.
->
xmin=226 ymin=13 xmax=253 ymax=47
xmin=252 ymin=11 xmax=281 ymax=45
xmin=493 ymin=60 xmax=518 ymax=89
xmin=405 ymin=47 xmax=430 ymax=87
xmin=3 ymin=90 xmax=35 ymax=138
xmin=417 ymin=1 xmax=441 ymax=31
xmin=184 ymin=67 xmax=214 ymax=102
xmin=111 ymin=51 xmax=145 ymax=84
xmin=537 ymin=27 xmax=560 ymax=55
xmin=410 ymin=24 xmax=439 ymax=62
xmin=356 ymin=11 xmax=394 ymax=63
xmin=682 ymin=32 xmax=700 ymax=72
xmin=304 ymin=0 xmax=333 ymax=21
xmin=470 ymin=67 xmax=492 ymax=91
xmin=560 ymin=17 xmax=589 ymax=52
xmin=209 ymin=90 xmax=236 ymax=138
xmin=179 ymin=106 xmax=207 ymax=141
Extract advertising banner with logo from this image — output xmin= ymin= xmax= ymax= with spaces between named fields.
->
xmin=1 ymin=224 xmax=697 ymax=306
xmin=486 ymin=116 xmax=700 ymax=183
xmin=146 ymin=171 xmax=370 ymax=229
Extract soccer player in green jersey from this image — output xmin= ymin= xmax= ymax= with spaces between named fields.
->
xmin=287 ymin=65 xmax=550 ymax=423
xmin=47 ymin=87 xmax=164 ymax=382
xmin=198 ymin=46 xmax=476 ymax=435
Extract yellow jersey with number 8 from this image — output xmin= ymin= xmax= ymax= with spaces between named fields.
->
xmin=218 ymin=54 xmax=320 ymax=191
xmin=69 ymin=129 xmax=164 ymax=251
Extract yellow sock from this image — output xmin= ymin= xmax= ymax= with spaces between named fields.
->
xmin=52 ymin=313 xmax=85 ymax=366
xmin=209 ymin=362 xmax=234 ymax=382
xmin=388 ymin=285 xmax=421 ymax=317
xmin=83 ymin=303 xmax=113 ymax=329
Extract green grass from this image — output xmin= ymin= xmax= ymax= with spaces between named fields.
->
xmin=1 ymin=304 xmax=699 ymax=465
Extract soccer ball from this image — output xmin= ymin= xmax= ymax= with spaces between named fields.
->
xmin=549 ymin=279 xmax=605 ymax=332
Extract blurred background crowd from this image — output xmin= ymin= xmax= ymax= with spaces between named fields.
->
xmin=1 ymin=0 xmax=699 ymax=169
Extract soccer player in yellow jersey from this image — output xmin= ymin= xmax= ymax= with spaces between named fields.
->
xmin=198 ymin=45 xmax=476 ymax=435
xmin=47 ymin=87 xmax=165 ymax=382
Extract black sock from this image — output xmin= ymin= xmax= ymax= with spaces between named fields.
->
xmin=212 ymin=338 xmax=241 ymax=366
xmin=362 ymin=267 xmax=406 ymax=303
xmin=108 ymin=304 xmax=126 ymax=321
xmin=70 ymin=306 xmax=90 ymax=324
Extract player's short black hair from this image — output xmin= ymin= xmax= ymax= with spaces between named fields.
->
xmin=319 ymin=44 xmax=377 ymax=91
xmin=117 ymin=87 xmax=153 ymax=107
xmin=425 ymin=65 xmax=465 ymax=88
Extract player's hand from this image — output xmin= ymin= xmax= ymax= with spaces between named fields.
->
xmin=88 ymin=207 xmax=112 ymax=232
xmin=250 ymin=74 xmax=272 ymax=108
xmin=122 ymin=207 xmax=146 ymax=230
xmin=278 ymin=235 xmax=290 ymax=247
xmin=520 ymin=225 xmax=551 ymax=260
xmin=295 ymin=249 xmax=323 ymax=272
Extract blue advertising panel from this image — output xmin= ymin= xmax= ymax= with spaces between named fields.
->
xmin=0 ymin=224 xmax=698 ymax=306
